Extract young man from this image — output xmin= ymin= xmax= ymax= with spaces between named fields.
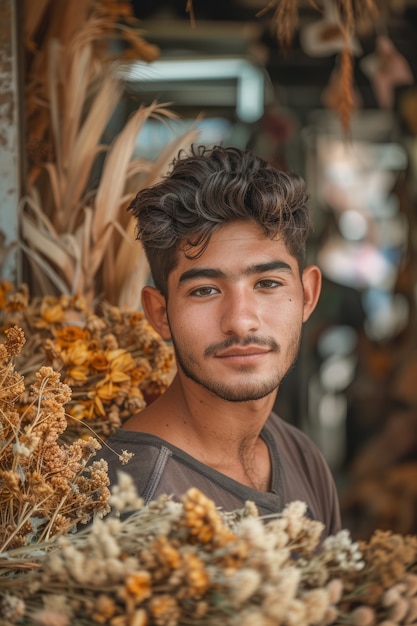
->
xmin=99 ymin=145 xmax=341 ymax=536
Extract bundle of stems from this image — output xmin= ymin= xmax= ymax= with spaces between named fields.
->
xmin=22 ymin=0 xmax=199 ymax=308
xmin=0 ymin=325 xmax=111 ymax=553
xmin=0 ymin=474 xmax=416 ymax=626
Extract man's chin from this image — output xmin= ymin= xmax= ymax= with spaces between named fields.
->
xmin=205 ymin=381 xmax=279 ymax=403
xmin=176 ymin=361 xmax=280 ymax=402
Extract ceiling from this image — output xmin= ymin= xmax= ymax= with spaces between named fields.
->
xmin=130 ymin=1 xmax=417 ymax=107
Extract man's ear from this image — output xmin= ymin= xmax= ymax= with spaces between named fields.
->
xmin=141 ymin=286 xmax=171 ymax=340
xmin=301 ymin=264 xmax=322 ymax=323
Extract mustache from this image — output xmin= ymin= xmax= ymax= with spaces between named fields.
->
xmin=204 ymin=335 xmax=279 ymax=358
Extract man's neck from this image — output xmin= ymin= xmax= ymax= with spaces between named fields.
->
xmin=123 ymin=373 xmax=277 ymax=490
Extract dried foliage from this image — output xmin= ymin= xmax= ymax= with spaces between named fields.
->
xmin=0 ymin=470 xmax=416 ymax=626
xmin=22 ymin=0 xmax=199 ymax=307
xmin=0 ymin=281 xmax=175 ymax=442
xmin=323 ymin=43 xmax=355 ymax=133
xmin=257 ymin=0 xmax=301 ymax=49
xmin=0 ymin=325 xmax=110 ymax=552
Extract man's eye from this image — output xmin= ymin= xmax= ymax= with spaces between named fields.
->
xmin=190 ymin=286 xmax=218 ymax=297
xmin=255 ymin=279 xmax=280 ymax=289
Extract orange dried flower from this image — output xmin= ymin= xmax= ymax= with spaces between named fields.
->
xmin=124 ymin=571 xmax=152 ymax=604
xmin=183 ymin=552 xmax=211 ymax=597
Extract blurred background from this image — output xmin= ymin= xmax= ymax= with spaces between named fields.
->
xmin=1 ymin=0 xmax=417 ymax=539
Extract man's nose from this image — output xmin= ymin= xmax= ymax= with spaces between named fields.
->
xmin=220 ymin=288 xmax=260 ymax=337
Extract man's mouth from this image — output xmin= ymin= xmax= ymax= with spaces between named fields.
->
xmin=204 ymin=335 xmax=279 ymax=359
xmin=214 ymin=346 xmax=271 ymax=358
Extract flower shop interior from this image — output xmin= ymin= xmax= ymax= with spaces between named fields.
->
xmin=2 ymin=0 xmax=417 ymax=547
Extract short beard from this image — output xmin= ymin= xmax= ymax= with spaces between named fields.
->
xmin=170 ymin=333 xmax=299 ymax=403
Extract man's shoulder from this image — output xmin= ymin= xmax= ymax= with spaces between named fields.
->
xmin=95 ymin=429 xmax=171 ymax=474
xmin=265 ymin=411 xmax=327 ymax=463
xmin=266 ymin=411 xmax=313 ymax=443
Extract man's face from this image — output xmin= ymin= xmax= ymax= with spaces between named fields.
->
xmin=153 ymin=221 xmax=320 ymax=403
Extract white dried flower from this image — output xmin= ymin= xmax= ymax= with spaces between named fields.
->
xmin=237 ymin=517 xmax=274 ymax=550
xmin=231 ymin=608 xmax=276 ymax=626
xmin=302 ymin=588 xmax=331 ymax=624
xmin=406 ymin=597 xmax=417 ymax=623
xmin=32 ymin=610 xmax=69 ymax=626
xmin=1 ymin=594 xmax=25 ymax=622
xmin=43 ymin=552 xmax=66 ymax=578
xmin=283 ymin=501 xmax=308 ymax=539
xmin=326 ymin=578 xmax=344 ymax=605
xmin=286 ymin=598 xmax=307 ymax=626
xmin=109 ymin=471 xmax=143 ymax=513
xmin=323 ymin=530 xmax=364 ymax=571
xmin=119 ymin=449 xmax=134 ymax=465
xmin=389 ymin=596 xmax=409 ymax=622
xmin=323 ymin=605 xmax=339 ymax=625
xmin=12 ymin=441 xmax=32 ymax=457
xmin=351 ymin=605 xmax=376 ymax=626
xmin=262 ymin=567 xmax=301 ymax=620
xmin=404 ymin=573 xmax=417 ymax=597
xmin=228 ymin=568 xmax=262 ymax=607
xmin=382 ymin=584 xmax=406 ymax=607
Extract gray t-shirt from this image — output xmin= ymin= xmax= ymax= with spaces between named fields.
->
xmin=96 ymin=412 xmax=341 ymax=537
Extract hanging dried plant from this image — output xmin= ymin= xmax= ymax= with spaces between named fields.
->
xmin=322 ymin=42 xmax=356 ymax=133
xmin=254 ymin=0 xmax=380 ymax=49
xmin=257 ymin=0 xmax=301 ymax=49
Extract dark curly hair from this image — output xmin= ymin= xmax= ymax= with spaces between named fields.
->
xmin=128 ymin=144 xmax=312 ymax=296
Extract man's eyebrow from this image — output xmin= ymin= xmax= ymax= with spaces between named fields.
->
xmin=243 ymin=261 xmax=292 ymax=275
xmin=178 ymin=268 xmax=226 ymax=285
xmin=178 ymin=261 xmax=292 ymax=285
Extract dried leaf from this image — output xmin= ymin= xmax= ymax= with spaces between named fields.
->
xmin=61 ymin=73 xmax=121 ymax=222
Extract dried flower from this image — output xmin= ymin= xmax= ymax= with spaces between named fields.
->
xmin=0 ymin=327 xmax=110 ymax=550
xmin=351 ymin=605 xmax=376 ymax=626
xmin=1 ymin=287 xmax=174 ymax=442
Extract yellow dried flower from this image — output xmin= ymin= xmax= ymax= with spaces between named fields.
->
xmin=38 ymin=297 xmax=65 ymax=326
